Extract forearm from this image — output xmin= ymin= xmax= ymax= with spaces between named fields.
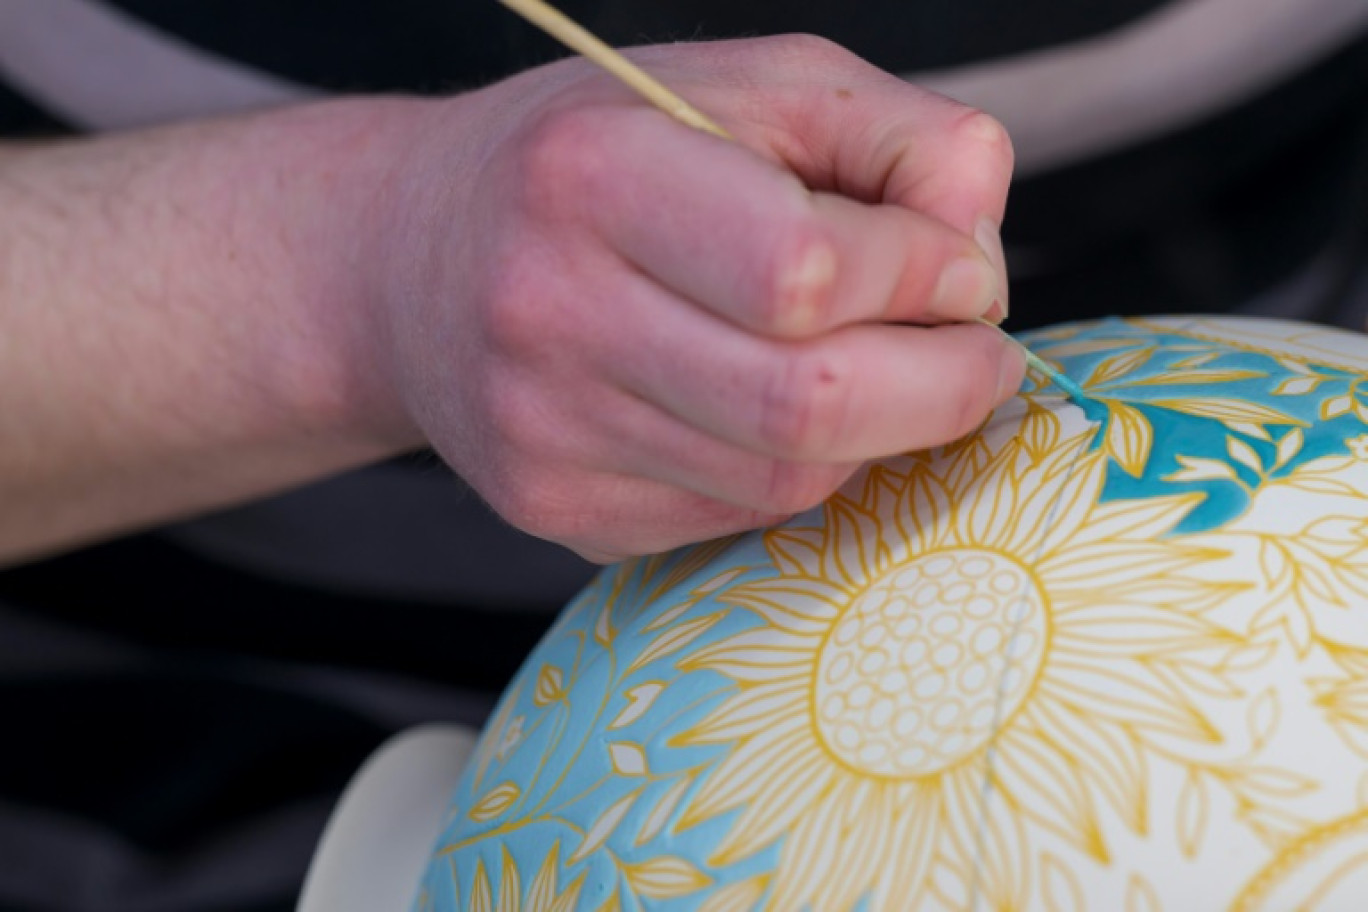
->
xmin=0 ymin=98 xmax=428 ymax=564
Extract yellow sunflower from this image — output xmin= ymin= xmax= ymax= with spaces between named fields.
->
xmin=672 ymin=403 xmax=1241 ymax=910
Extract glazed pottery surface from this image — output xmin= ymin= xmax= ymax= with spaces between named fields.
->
xmin=417 ymin=317 xmax=1368 ymax=911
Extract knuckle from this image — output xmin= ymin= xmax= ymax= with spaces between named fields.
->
xmin=757 ymin=219 xmax=837 ymax=335
xmin=757 ymin=348 xmax=853 ymax=457
xmin=517 ymin=107 xmax=617 ymax=210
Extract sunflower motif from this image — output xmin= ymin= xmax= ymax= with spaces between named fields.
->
xmin=671 ymin=400 xmax=1242 ymax=910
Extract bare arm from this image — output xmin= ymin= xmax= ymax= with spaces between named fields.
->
xmin=0 ymin=37 xmax=1022 ymax=567
xmin=0 ymin=99 xmax=426 ymax=564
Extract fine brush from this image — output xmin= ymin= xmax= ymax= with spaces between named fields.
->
xmin=496 ymin=0 xmax=1089 ymax=405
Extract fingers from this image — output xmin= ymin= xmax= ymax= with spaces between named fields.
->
xmin=562 ymin=108 xmax=1003 ymax=337
xmin=603 ymin=270 xmax=1026 ymax=462
xmin=638 ymin=36 xmax=1015 ymax=315
xmin=678 ymin=35 xmax=1017 ymax=233
xmin=592 ymin=386 xmax=866 ymax=516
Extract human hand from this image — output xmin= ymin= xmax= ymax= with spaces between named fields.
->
xmin=375 ymin=35 xmax=1024 ymax=562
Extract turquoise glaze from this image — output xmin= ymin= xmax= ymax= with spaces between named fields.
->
xmin=415 ymin=317 xmax=1368 ymax=912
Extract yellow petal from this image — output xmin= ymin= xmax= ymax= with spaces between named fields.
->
xmin=532 ymin=664 xmax=565 ymax=707
xmin=622 ymin=856 xmax=713 ymax=899
xmin=468 ymin=782 xmax=520 ymax=823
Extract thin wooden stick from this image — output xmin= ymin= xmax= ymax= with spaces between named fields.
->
xmin=497 ymin=0 xmax=1088 ymax=405
xmin=498 ymin=0 xmax=731 ymax=140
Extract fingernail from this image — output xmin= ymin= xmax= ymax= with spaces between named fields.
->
xmin=974 ymin=217 xmax=1009 ymax=321
xmin=931 ymin=256 xmax=997 ymax=321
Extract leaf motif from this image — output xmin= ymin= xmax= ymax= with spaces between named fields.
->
xmin=1113 ymin=368 xmax=1266 ymax=387
xmin=695 ymin=875 xmax=770 ymax=912
xmin=1104 ymin=401 xmax=1153 ymax=478
xmin=1177 ymin=770 xmax=1208 ymax=858
xmin=608 ymin=742 xmax=648 ymax=776
xmin=690 ymin=566 xmax=749 ymax=597
xmin=622 ymin=857 xmax=712 ymax=899
xmin=637 ymin=774 xmax=694 ymax=846
xmin=1247 ymin=689 xmax=1279 ymax=750
xmin=1243 ymin=804 xmax=1314 ymax=848
xmin=625 ymin=613 xmax=722 ymax=674
xmin=1036 ymin=338 xmax=1137 ymax=358
xmin=1233 ymin=767 xmax=1320 ymax=798
xmin=1170 ymin=351 xmax=1220 ymax=369
xmin=652 ymin=535 xmax=742 ymax=594
xmin=569 ymin=788 xmax=641 ymax=864
xmin=639 ymin=601 xmax=695 ymax=635
xmin=1087 ymin=347 xmax=1154 ymax=386
xmin=533 ymin=664 xmax=565 ymax=707
xmin=1229 ymin=421 xmax=1273 ymax=441
xmin=1258 ymin=537 xmax=1293 ymax=587
xmin=1356 ymin=399 xmax=1368 ymax=424
xmin=1273 ymin=376 xmax=1321 ymax=396
xmin=1275 ymin=356 xmax=1315 ymax=376
xmin=609 ymin=682 xmax=664 ymax=730
xmin=469 ymin=782 xmax=521 ymax=823
xmin=594 ymin=593 xmax=616 ymax=646
xmin=1297 ymin=472 xmax=1364 ymax=499
xmin=1151 ymin=397 xmax=1305 ymax=427
xmin=1322 ymin=394 xmax=1353 ymax=419
xmin=1275 ymin=428 xmax=1304 ymax=468
xmin=1164 ymin=456 xmax=1239 ymax=484
xmin=1226 ymin=436 xmax=1263 ymax=474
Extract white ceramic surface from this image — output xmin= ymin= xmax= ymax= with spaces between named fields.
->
xmin=297 ymin=724 xmax=477 ymax=912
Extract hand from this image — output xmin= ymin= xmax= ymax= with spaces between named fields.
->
xmin=376 ymin=35 xmax=1024 ymax=562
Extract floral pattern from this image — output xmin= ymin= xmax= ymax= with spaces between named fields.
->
xmin=418 ymin=317 xmax=1368 ymax=911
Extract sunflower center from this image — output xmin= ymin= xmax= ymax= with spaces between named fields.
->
xmin=813 ymin=548 xmax=1047 ymax=778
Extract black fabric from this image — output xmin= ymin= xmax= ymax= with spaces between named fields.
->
xmin=0 ymin=673 xmax=381 ymax=856
xmin=105 ymin=0 xmax=1172 ymax=89
xmin=1006 ymin=31 xmax=1368 ymax=328
xmin=587 ymin=0 xmax=1167 ymax=71
xmin=0 ymin=80 xmax=69 ymax=136
xmin=0 ymin=535 xmax=555 ymax=687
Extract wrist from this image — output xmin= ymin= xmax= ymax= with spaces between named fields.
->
xmin=235 ymin=95 xmax=439 ymax=457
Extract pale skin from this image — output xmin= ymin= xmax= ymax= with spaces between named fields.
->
xmin=0 ymin=35 xmax=1023 ymax=566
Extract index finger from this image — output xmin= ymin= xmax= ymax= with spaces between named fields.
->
xmin=688 ymin=35 xmax=1016 ymax=234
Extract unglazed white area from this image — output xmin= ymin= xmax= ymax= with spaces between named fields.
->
xmin=297 ymin=725 xmax=477 ymax=912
